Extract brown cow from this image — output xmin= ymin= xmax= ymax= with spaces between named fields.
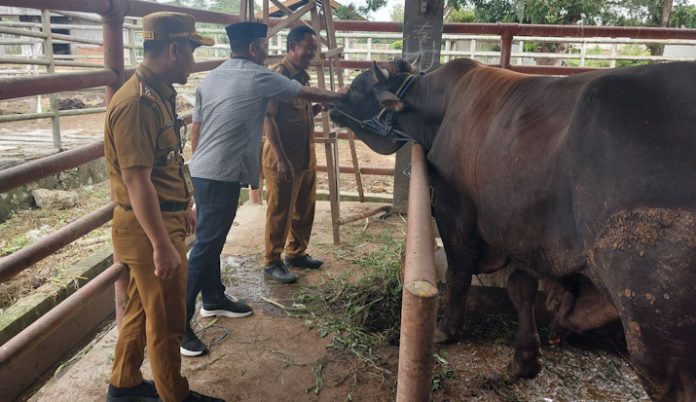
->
xmin=330 ymin=58 xmax=696 ymax=401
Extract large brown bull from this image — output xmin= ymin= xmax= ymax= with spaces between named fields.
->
xmin=330 ymin=58 xmax=696 ymax=401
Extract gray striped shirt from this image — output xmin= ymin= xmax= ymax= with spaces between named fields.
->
xmin=189 ymin=58 xmax=303 ymax=184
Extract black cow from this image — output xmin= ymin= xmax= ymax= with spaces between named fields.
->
xmin=330 ymin=58 xmax=696 ymax=401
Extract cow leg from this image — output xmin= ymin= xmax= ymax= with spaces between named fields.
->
xmin=590 ymin=208 xmax=696 ymax=402
xmin=431 ymin=182 xmax=479 ymax=343
xmin=506 ymin=269 xmax=542 ymax=379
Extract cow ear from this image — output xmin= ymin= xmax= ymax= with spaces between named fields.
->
xmin=376 ymin=89 xmax=405 ymax=112
xmin=373 ymin=61 xmax=389 ymax=83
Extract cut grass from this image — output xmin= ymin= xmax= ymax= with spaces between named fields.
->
xmin=291 ymin=229 xmax=404 ymax=393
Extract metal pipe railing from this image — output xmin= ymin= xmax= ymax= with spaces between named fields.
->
xmin=0 ymin=261 xmax=126 ymax=367
xmin=0 ymin=69 xmax=117 ymax=100
xmin=316 ymin=165 xmax=393 ymax=176
xmin=0 ymin=141 xmax=104 ymax=194
xmin=0 ymin=107 xmax=106 ymax=123
xmin=0 ymin=203 xmax=115 ymax=283
xmin=396 ymin=144 xmax=438 ymax=402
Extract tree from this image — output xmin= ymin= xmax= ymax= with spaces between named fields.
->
xmin=446 ymin=7 xmax=476 ymax=22
xmin=390 ymin=3 xmax=404 ymax=22
xmin=358 ymin=0 xmax=388 ymax=16
xmin=334 ymin=3 xmax=367 ymax=20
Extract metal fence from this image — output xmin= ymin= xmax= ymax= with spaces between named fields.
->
xmin=3 ymin=15 xmax=696 ymax=151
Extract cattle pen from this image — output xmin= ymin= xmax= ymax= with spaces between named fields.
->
xmin=1 ymin=0 xmax=696 ymax=400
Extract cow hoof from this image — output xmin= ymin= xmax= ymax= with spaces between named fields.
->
xmin=507 ymin=357 xmax=542 ymax=380
xmin=435 ymin=321 xmax=464 ymax=344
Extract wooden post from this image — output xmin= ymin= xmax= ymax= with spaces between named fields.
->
xmin=396 ymin=144 xmax=438 ymax=402
xmin=394 ymin=0 xmax=444 ymax=213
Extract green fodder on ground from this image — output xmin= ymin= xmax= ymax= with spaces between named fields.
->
xmin=292 ymin=229 xmax=405 ymax=391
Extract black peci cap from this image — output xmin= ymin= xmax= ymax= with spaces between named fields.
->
xmin=225 ymin=21 xmax=268 ymax=41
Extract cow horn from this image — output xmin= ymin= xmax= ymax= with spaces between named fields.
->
xmin=372 ymin=61 xmax=389 ymax=83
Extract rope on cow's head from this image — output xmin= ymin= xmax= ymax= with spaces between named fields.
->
xmin=332 ymin=72 xmax=424 ymax=143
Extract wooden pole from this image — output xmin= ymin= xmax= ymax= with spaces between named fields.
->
xmin=397 ymin=144 xmax=438 ymax=402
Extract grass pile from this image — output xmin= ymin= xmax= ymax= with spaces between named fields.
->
xmin=292 ymin=231 xmax=404 ymax=387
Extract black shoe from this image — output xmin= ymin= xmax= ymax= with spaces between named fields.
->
xmin=183 ymin=390 xmax=225 ymax=402
xmin=180 ymin=325 xmax=208 ymax=357
xmin=263 ymin=261 xmax=298 ymax=284
xmin=200 ymin=297 xmax=253 ymax=318
xmin=285 ymin=254 xmax=323 ymax=269
xmin=106 ymin=380 xmax=159 ymax=402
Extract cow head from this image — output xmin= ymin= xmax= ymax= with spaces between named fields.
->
xmin=330 ymin=59 xmax=417 ymax=155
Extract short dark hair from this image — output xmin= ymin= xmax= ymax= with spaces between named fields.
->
xmin=143 ymin=39 xmax=170 ymax=57
xmin=230 ymin=37 xmax=264 ymax=54
xmin=286 ymin=25 xmax=315 ymax=52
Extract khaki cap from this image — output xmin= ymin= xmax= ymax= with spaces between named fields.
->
xmin=142 ymin=12 xmax=214 ymax=46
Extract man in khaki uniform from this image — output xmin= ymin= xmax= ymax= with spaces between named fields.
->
xmin=104 ymin=12 xmax=223 ymax=402
xmin=262 ymin=25 xmax=324 ymax=284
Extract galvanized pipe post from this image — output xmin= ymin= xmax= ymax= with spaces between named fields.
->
xmin=41 ymin=9 xmax=62 ymax=150
xmin=396 ymin=144 xmax=438 ymax=402
xmin=102 ymin=0 xmax=129 ymax=327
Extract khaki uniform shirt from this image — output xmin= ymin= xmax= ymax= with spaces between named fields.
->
xmin=104 ymin=64 xmax=190 ymax=206
xmin=262 ymin=57 xmax=316 ymax=172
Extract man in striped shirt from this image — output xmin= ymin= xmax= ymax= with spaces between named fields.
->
xmin=182 ymin=21 xmax=346 ymax=357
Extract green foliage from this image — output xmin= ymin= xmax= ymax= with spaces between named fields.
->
xmin=358 ymin=0 xmax=388 ymax=16
xmin=334 ymin=4 xmax=366 ymax=20
xmin=1 ymin=235 xmax=29 ymax=257
xmin=462 ymin=0 xmax=604 ymax=25
xmin=390 ymin=3 xmax=404 ymax=22
xmin=565 ymin=44 xmax=610 ymax=68
xmin=671 ymin=4 xmax=696 ymax=27
xmin=391 ymin=40 xmax=403 ymax=50
xmin=616 ymin=44 xmax=651 ymax=67
xmin=446 ymin=7 xmax=476 ymax=22
xmin=431 ymin=353 xmax=455 ymax=392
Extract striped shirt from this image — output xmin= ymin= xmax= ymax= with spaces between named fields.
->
xmin=189 ymin=58 xmax=303 ymax=184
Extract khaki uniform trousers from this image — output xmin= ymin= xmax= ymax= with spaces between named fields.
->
xmin=263 ymin=166 xmax=316 ymax=266
xmin=109 ymin=206 xmax=189 ymax=402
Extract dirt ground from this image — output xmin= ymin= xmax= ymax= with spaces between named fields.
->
xmin=23 ymin=200 xmax=648 ymax=402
